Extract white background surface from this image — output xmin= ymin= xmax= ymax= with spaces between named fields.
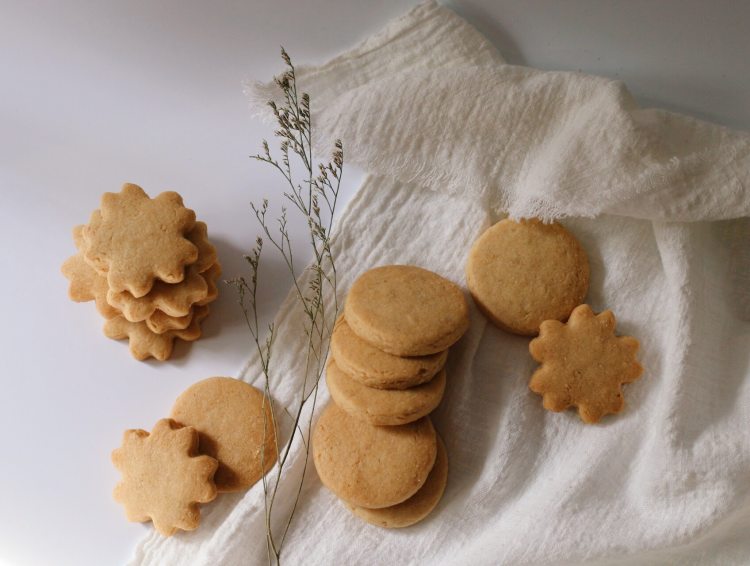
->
xmin=1 ymin=1 xmax=748 ymax=565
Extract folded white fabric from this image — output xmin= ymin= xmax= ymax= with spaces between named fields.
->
xmin=248 ymin=2 xmax=749 ymax=222
xmin=133 ymin=2 xmax=750 ymax=564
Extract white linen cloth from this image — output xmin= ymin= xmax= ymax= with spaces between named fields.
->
xmin=133 ymin=2 xmax=750 ymax=564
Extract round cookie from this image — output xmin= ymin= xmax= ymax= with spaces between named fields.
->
xmin=345 ymin=265 xmax=469 ymax=356
xmin=170 ymin=377 xmax=277 ymax=492
xmin=331 ymin=316 xmax=448 ymax=389
xmin=326 ymin=358 xmax=446 ymax=426
xmin=313 ymin=402 xmax=437 ymax=509
xmin=349 ymin=434 xmax=448 ymax=528
xmin=466 ymin=218 xmax=589 ymax=336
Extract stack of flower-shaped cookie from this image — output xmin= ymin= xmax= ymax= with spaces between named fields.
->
xmin=314 ymin=265 xmax=469 ymax=528
xmin=62 ymin=183 xmax=221 ymax=361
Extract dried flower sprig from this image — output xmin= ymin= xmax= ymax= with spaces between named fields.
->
xmin=228 ymin=48 xmax=343 ymax=565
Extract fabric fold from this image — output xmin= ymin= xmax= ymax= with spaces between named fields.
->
xmin=246 ymin=1 xmax=750 ymax=222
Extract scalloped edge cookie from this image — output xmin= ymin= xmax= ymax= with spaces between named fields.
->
xmin=111 ymin=418 xmax=218 ymax=536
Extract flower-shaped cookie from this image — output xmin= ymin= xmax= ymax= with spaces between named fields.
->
xmin=111 ymin=419 xmax=218 ymax=536
xmin=107 ymin=265 xmax=209 ymax=321
xmin=186 ymin=221 xmax=218 ymax=274
xmin=103 ymin=304 xmax=210 ymax=361
xmin=105 ymin=231 xmax=220 ymax=322
xmin=84 ymin=183 xmax=198 ymax=297
xmin=61 ymin=226 xmax=120 ymax=319
xmin=529 ymin=304 xmax=643 ymax=424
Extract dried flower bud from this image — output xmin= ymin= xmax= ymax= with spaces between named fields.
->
xmin=281 ymin=46 xmax=291 ymax=66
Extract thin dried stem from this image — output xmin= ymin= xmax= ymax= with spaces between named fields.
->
xmin=229 ymin=47 xmax=343 ymax=566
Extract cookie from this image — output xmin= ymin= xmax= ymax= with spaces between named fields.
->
xmin=170 ymin=377 xmax=277 ymax=492
xmin=188 ymin=221 xmax=218 ymax=273
xmin=528 ymin=304 xmax=643 ymax=424
xmin=330 ymin=316 xmax=448 ymax=389
xmin=107 ymin=264 xmax=209 ymax=321
xmin=71 ymin=222 xmax=86 ymax=249
xmin=326 ymin=358 xmax=446 ymax=426
xmin=466 ymin=218 xmax=589 ymax=336
xmin=62 ymin=252 xmax=120 ymax=319
xmin=195 ymin=262 xmax=221 ymax=307
xmin=111 ymin=418 xmax=218 ymax=536
xmin=349 ymin=434 xmax=448 ymax=528
xmin=141 ymin=261 xmax=219 ymax=334
xmin=313 ymin=402 xmax=437 ymax=509
xmin=146 ymin=309 xmax=194 ymax=334
xmin=345 ymin=265 xmax=469 ymax=356
xmin=103 ymin=304 xmax=209 ymax=361
xmin=83 ymin=183 xmax=198 ymax=297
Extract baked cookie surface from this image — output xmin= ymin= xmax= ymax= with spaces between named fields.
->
xmin=186 ymin=221 xmax=218 ymax=274
xmin=529 ymin=304 xmax=643 ymax=423
xmin=107 ymin=264 xmax=210 ymax=321
xmin=62 ymin=252 xmax=120 ymax=319
xmin=83 ymin=183 xmax=198 ymax=297
xmin=111 ymin=418 xmax=218 ymax=536
xmin=170 ymin=377 xmax=277 ymax=492
xmin=466 ymin=218 xmax=589 ymax=335
xmin=331 ymin=316 xmax=448 ymax=389
xmin=326 ymin=358 xmax=446 ymax=426
xmin=145 ymin=308 xmax=194 ymax=334
xmin=313 ymin=402 xmax=437 ymax=509
xmin=103 ymin=304 xmax=209 ymax=361
xmin=194 ymin=262 xmax=221 ymax=306
xmin=349 ymin=434 xmax=448 ymax=528
xmin=345 ymin=265 xmax=469 ymax=356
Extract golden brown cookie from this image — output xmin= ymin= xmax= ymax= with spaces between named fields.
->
xmin=107 ymin=265 xmax=209 ymax=321
xmin=349 ymin=434 xmax=448 ymax=528
xmin=188 ymin=221 xmax=218 ymax=273
xmin=195 ymin=262 xmax=221 ymax=307
xmin=330 ymin=316 xmax=448 ymax=389
xmin=103 ymin=305 xmax=209 ymax=361
xmin=62 ymin=252 xmax=120 ymax=319
xmin=142 ymin=258 xmax=219 ymax=335
xmin=313 ymin=402 xmax=437 ymax=509
xmin=170 ymin=377 xmax=277 ymax=493
xmin=61 ymin=225 xmax=120 ymax=319
xmin=466 ymin=218 xmax=589 ymax=335
xmin=345 ymin=265 xmax=469 ymax=356
xmin=83 ymin=183 xmax=198 ymax=297
xmin=529 ymin=304 xmax=643 ymax=424
xmin=146 ymin=309 xmax=194 ymax=334
xmin=326 ymin=358 xmax=446 ymax=426
xmin=111 ymin=418 xmax=218 ymax=536
xmin=71 ymin=223 xmax=86 ymax=249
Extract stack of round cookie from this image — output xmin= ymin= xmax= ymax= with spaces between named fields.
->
xmin=62 ymin=183 xmax=220 ymax=361
xmin=314 ymin=265 xmax=469 ymax=528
